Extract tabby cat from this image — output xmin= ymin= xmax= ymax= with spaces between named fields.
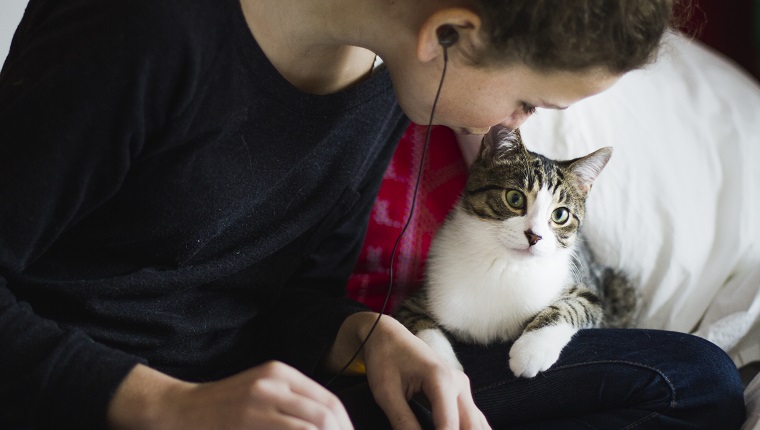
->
xmin=395 ymin=126 xmax=637 ymax=378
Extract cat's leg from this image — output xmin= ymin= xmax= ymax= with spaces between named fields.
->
xmin=416 ymin=327 xmax=464 ymax=371
xmin=395 ymin=295 xmax=464 ymax=371
xmin=509 ymin=324 xmax=577 ymax=378
xmin=509 ymin=285 xmax=603 ymax=378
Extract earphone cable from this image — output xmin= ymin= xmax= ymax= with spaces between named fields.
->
xmin=326 ymin=47 xmax=450 ymax=386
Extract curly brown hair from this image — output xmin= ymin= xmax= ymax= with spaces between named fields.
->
xmin=472 ymin=0 xmax=678 ymax=72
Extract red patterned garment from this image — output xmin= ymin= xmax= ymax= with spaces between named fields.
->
xmin=347 ymin=124 xmax=468 ymax=313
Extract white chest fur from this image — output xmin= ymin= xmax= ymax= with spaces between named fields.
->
xmin=425 ymin=207 xmax=572 ymax=344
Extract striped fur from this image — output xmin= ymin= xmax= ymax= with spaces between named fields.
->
xmin=395 ymin=126 xmax=636 ymax=377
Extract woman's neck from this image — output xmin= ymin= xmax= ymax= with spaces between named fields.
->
xmin=240 ymin=0 xmax=407 ymax=94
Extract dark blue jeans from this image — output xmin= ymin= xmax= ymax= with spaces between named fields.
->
xmin=336 ymin=329 xmax=746 ymax=429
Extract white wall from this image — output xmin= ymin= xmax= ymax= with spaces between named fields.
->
xmin=1 ymin=0 xmax=28 ymax=66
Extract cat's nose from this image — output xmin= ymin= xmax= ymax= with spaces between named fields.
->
xmin=525 ymin=230 xmax=542 ymax=246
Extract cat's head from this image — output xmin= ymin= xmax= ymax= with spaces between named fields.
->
xmin=463 ymin=126 xmax=611 ymax=258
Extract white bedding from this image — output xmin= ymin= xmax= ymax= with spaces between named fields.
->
xmin=519 ymin=31 xmax=760 ymax=425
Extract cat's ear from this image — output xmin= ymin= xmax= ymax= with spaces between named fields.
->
xmin=567 ymin=147 xmax=613 ymax=195
xmin=479 ymin=126 xmax=525 ymax=162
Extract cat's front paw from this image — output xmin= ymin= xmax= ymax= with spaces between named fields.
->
xmin=509 ymin=324 xmax=577 ymax=378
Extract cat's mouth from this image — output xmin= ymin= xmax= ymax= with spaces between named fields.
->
xmin=505 ymin=245 xmax=537 ymax=257
xmin=508 ymin=244 xmax=551 ymax=258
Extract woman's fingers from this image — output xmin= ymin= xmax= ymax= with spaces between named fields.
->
xmin=421 ymin=365 xmax=461 ymax=430
xmin=371 ymin=382 xmax=422 ymax=430
xmin=251 ymin=362 xmax=354 ymax=430
xmin=274 ymin=393 xmax=345 ymax=430
xmin=158 ymin=361 xmax=353 ymax=430
xmin=358 ymin=316 xmax=491 ymax=430
xmin=280 ymin=383 xmax=353 ymax=430
xmin=455 ymin=373 xmax=491 ymax=430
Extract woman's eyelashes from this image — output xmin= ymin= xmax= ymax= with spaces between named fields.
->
xmin=521 ymin=102 xmax=537 ymax=115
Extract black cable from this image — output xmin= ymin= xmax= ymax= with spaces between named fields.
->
xmin=326 ymin=46 xmax=450 ymax=386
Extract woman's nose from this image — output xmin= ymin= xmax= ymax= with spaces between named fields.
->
xmin=500 ymin=108 xmax=533 ymax=130
xmin=464 ymin=108 xmax=534 ymax=136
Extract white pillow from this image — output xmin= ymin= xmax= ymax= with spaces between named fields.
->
xmin=519 ymin=32 xmax=760 ymax=367
xmin=744 ymin=372 xmax=760 ymax=429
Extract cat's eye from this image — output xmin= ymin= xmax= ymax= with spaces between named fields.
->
xmin=504 ymin=190 xmax=526 ymax=209
xmin=552 ymin=208 xmax=570 ymax=224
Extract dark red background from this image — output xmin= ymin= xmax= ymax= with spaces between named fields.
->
xmin=680 ymin=0 xmax=759 ymax=80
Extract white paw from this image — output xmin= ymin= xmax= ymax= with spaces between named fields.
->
xmin=417 ymin=328 xmax=464 ymax=371
xmin=509 ymin=324 xmax=577 ymax=378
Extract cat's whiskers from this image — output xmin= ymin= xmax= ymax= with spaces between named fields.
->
xmin=568 ymin=253 xmax=583 ymax=281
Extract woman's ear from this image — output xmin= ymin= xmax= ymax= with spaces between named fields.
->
xmin=416 ymin=8 xmax=483 ymax=63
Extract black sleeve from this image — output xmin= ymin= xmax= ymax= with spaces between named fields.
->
xmin=0 ymin=1 xmax=202 ymax=427
xmin=264 ymin=127 xmax=404 ymax=377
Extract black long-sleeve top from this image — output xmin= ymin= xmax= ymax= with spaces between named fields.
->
xmin=0 ymin=0 xmax=408 ymax=427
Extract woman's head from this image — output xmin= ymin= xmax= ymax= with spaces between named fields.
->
xmin=378 ymin=0 xmax=677 ymax=132
xmin=471 ymin=0 xmax=675 ymax=73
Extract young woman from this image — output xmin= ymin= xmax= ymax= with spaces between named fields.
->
xmin=0 ymin=0 xmax=744 ymax=428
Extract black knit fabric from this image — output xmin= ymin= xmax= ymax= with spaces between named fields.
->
xmin=0 ymin=0 xmax=408 ymax=427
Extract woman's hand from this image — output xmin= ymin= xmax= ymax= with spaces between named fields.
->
xmin=326 ymin=312 xmax=491 ymax=430
xmin=108 ymin=361 xmax=353 ymax=430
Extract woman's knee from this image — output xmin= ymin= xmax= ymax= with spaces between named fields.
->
xmin=663 ymin=333 xmax=745 ymax=427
